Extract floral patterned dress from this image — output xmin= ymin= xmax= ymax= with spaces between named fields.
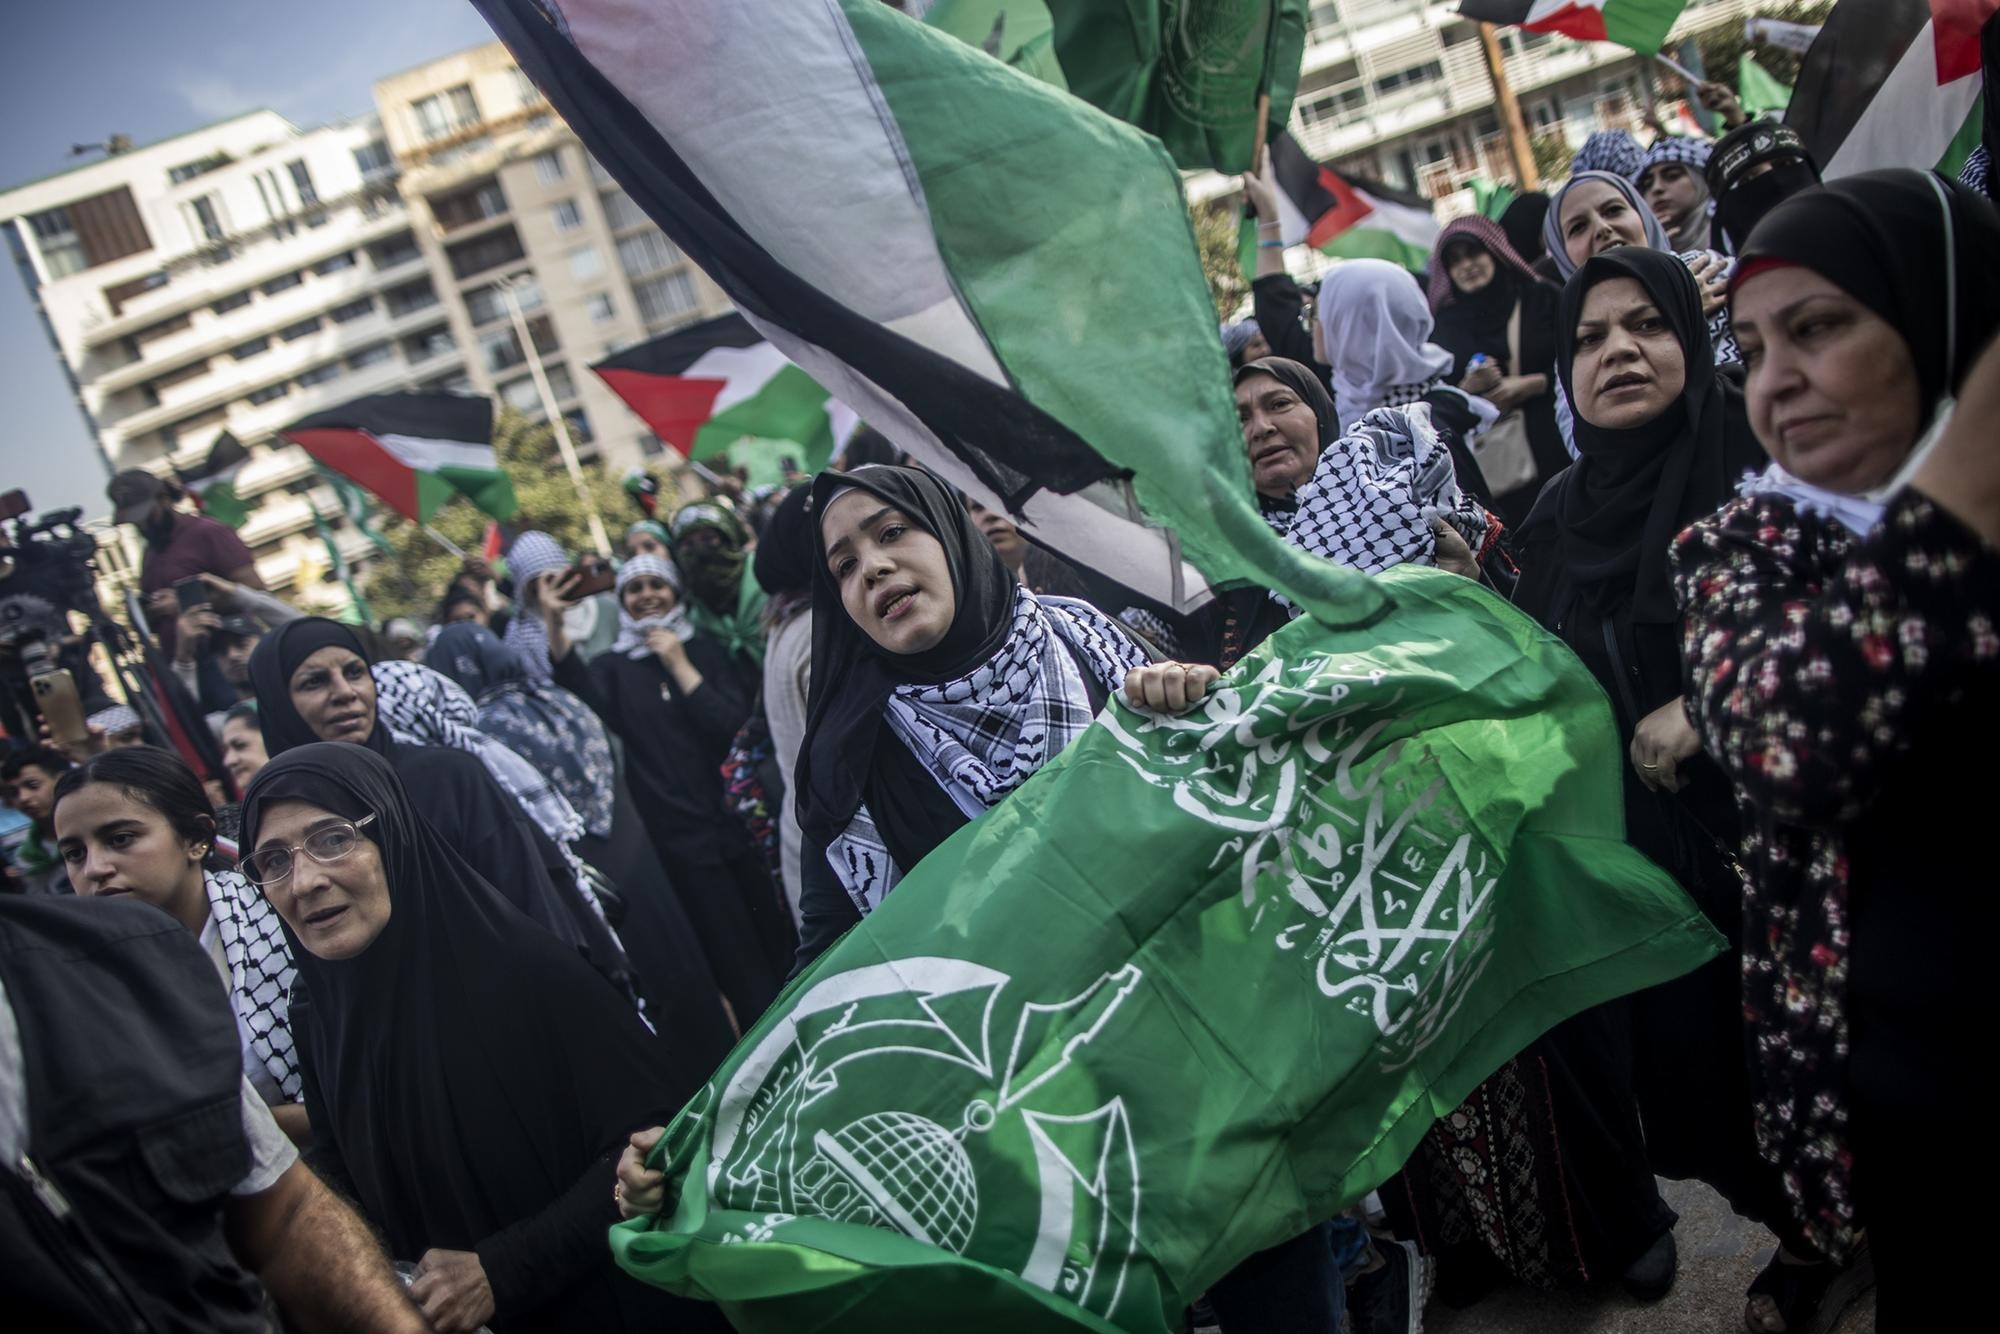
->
xmin=1670 ymin=489 xmax=2000 ymax=1262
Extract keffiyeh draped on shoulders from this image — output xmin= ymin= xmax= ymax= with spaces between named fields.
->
xmin=205 ymin=867 xmax=300 ymax=1102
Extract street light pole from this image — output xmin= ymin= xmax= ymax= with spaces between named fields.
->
xmin=495 ymin=276 xmax=613 ymax=558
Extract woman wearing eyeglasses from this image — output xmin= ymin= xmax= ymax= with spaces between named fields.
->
xmin=52 ymin=746 xmax=306 ymax=1143
xmin=239 ymin=742 xmax=729 ymax=1334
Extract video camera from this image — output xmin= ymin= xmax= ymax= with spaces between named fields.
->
xmin=0 ymin=489 xmax=114 ymax=747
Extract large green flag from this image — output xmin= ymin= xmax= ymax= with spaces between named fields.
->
xmin=1738 ymin=51 xmax=1793 ymax=118
xmin=612 ymin=566 xmax=1722 ymax=1331
xmin=921 ymin=0 xmax=1311 ymax=174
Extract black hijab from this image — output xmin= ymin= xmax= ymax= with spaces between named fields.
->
xmin=1707 ymin=120 xmax=1822 ymax=255
xmin=1544 ymin=247 xmax=1763 ymax=626
xmin=247 ymin=618 xmax=384 ymax=757
xmin=1500 ymin=192 xmax=1550 ymax=265
xmin=239 ymin=744 xmax=691 ymax=1269
xmin=1737 ymin=168 xmax=2000 ymax=416
xmin=751 ymin=477 xmax=817 ymax=597
xmin=794 ymin=466 xmax=1018 ymax=866
xmin=1233 ymin=355 xmax=1339 ymax=453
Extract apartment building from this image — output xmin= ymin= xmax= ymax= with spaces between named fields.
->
xmin=371 ymin=42 xmax=734 ymax=475
xmin=0 ymin=110 xmax=458 ymax=605
xmin=1192 ymin=0 xmax=1756 ymax=219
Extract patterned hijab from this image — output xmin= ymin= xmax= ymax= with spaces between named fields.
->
xmin=1636 ymin=137 xmax=1715 ymax=252
xmin=501 ymin=530 xmax=570 ymax=681
xmin=426 ymin=622 xmax=616 ymax=840
xmin=1571 ymin=128 xmax=1645 ymax=179
xmin=609 ymin=553 xmax=697 ymax=657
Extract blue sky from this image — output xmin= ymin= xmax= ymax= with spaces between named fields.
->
xmin=1 ymin=0 xmax=497 ymax=520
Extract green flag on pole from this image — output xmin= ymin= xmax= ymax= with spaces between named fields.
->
xmin=310 ymin=509 xmax=372 ymax=625
xmin=321 ymin=470 xmax=392 ymax=553
xmin=611 ymin=567 xmax=1722 ymax=1332
xmin=1738 ymin=52 xmax=1793 ymax=118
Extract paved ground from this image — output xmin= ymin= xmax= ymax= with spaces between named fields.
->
xmin=1426 ymin=1179 xmax=1875 ymax=1334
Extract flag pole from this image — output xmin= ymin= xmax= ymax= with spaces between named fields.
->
xmin=420 ymin=524 xmax=466 ymax=559
xmin=495 ymin=277 xmax=615 ymax=558
xmin=1477 ymin=23 xmax=1541 ymax=191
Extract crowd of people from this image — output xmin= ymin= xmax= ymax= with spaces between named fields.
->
xmin=3 ymin=75 xmax=1994 ymax=1334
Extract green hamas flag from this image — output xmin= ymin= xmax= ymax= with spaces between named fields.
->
xmin=1738 ymin=52 xmax=1793 ymax=118
xmin=921 ymin=0 xmax=1311 ymax=173
xmin=612 ymin=566 xmax=1722 ymax=1332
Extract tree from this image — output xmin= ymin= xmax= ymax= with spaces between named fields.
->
xmin=1531 ymin=131 xmax=1574 ymax=186
xmin=1190 ymin=197 xmax=1250 ymax=321
xmin=360 ymin=408 xmax=683 ymax=622
xmin=1690 ymin=2 xmax=1838 ymax=97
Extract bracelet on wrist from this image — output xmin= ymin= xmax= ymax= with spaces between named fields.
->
xmin=1258 ymin=239 xmax=1284 ymax=249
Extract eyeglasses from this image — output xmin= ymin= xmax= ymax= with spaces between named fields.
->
xmin=242 ymin=813 xmax=378 ymax=888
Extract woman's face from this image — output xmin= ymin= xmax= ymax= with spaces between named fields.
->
xmin=1570 ymin=276 xmax=1688 ymax=431
xmin=621 ymin=573 xmax=679 ymax=620
xmin=1241 ymin=329 xmax=1273 ymax=362
xmin=56 ymin=783 xmax=208 ymax=923
xmin=1236 ymin=372 xmax=1323 ymax=501
xmin=1732 ymin=266 xmax=1923 ymax=493
xmin=251 ymin=798 xmax=392 ymax=961
xmin=288 ymin=646 xmax=377 ymax=746
xmin=966 ymin=499 xmax=1027 ymax=573
xmin=221 ymin=715 xmax=269 ymax=790
xmin=1445 ymin=240 xmax=1496 ymax=295
xmin=627 ymin=530 xmax=671 ymax=561
xmin=822 ymin=489 xmax=956 ymax=656
xmin=1559 ymin=180 xmax=1651 ymax=269
xmin=1638 ymin=162 xmax=1702 ymax=229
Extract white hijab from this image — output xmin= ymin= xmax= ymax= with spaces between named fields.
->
xmin=1315 ymin=260 xmax=1457 ymax=433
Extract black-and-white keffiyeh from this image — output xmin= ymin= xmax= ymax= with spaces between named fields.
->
xmin=828 ymin=589 xmax=1150 ymax=912
xmin=502 ymin=530 xmax=569 ymax=681
xmin=1267 ymin=401 xmax=1488 ymax=588
xmin=608 ymin=553 xmax=698 ymax=656
xmin=206 ymin=867 xmax=301 ymax=1102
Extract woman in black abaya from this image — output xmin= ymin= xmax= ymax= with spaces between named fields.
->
xmin=240 ymin=744 xmax=726 ymax=1334
xmin=247 ymin=618 xmax=627 ymax=983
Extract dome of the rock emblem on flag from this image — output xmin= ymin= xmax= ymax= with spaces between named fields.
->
xmin=804 ymin=1113 xmax=978 ymax=1254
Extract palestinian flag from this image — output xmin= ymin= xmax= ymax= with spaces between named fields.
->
xmin=1456 ymin=1 xmax=1687 ymax=53
xmin=918 ymin=0 xmax=1312 ymax=174
xmin=1241 ymin=129 xmax=1441 ymax=277
xmin=1788 ymin=0 xmax=1997 ymax=178
xmin=591 ymin=314 xmax=841 ymax=475
xmin=322 ymin=471 xmax=391 ymax=552
xmin=476 ymin=0 xmax=1383 ymax=624
xmin=278 ymin=393 xmax=518 ymax=525
xmin=175 ymin=431 xmax=251 ymax=529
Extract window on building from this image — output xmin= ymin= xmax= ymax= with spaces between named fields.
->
xmin=26 ymin=187 xmax=150 ymax=278
xmin=383 ymin=279 xmax=438 ymax=318
xmin=367 ymin=232 xmax=422 ymax=270
xmin=480 ymin=326 xmax=526 ymax=374
xmin=212 ymin=289 xmax=253 ymax=316
xmin=102 ymin=270 xmax=169 ymax=315
xmin=297 ymin=361 xmax=342 ymax=388
xmin=633 ymin=271 xmax=699 ymax=327
xmin=287 ymin=160 xmax=319 ymax=207
xmin=1372 ymin=61 xmax=1445 ymax=97
xmin=432 ymin=179 xmax=508 ymax=230
xmin=567 ymin=246 xmax=603 ymax=281
xmin=248 ymin=381 xmax=290 ymax=406
xmin=445 ymin=226 xmax=525 ymax=279
xmin=412 ymin=84 xmax=480 ymax=141
xmin=279 ymin=316 xmax=322 ymax=341
xmin=1296 ymin=84 xmax=1369 ymax=128
xmin=188 ymin=194 xmax=227 ymax=245
xmin=345 ymin=342 xmax=396 ymax=371
xmin=168 ymin=154 xmax=229 ymax=185
xmin=329 ymin=296 xmax=374 ymax=323
xmin=498 ymin=376 xmax=541 ymax=413
xmin=615 ymin=230 xmax=681 ymax=280
xmin=262 ymin=271 xmax=303 ymax=296
xmin=403 ymin=326 xmax=456 ymax=362
xmin=353 ymin=138 xmax=394 ymax=177
xmin=551 ymin=199 xmax=583 ymax=232
xmin=511 ymin=66 xmax=541 ymax=107
xmin=525 ymin=313 xmax=558 ymax=356
xmin=464 ymin=285 xmax=508 ymax=326
xmin=230 ymin=336 xmax=271 ymax=360
xmin=563 ymin=407 xmax=593 ymax=444
xmin=151 ymin=359 xmax=209 ymax=393
xmin=533 ymin=149 xmax=567 ymax=184
xmin=513 ymin=275 xmax=544 ymax=311
xmin=312 ymin=251 xmax=357 ymax=276
xmin=131 ymin=313 xmax=191 ymax=347
xmin=598 ymin=189 xmax=649 ymax=231
xmin=1306 ymin=3 xmax=1342 ymax=42
xmin=586 ymin=291 xmax=617 ymax=324
xmin=544 ymin=361 xmax=577 ymax=401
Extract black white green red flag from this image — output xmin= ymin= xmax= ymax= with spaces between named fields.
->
xmin=474 ymin=0 xmax=1382 ymax=624
xmin=1456 ymin=1 xmax=1687 ymax=53
xmin=590 ymin=314 xmax=848 ymax=477
xmin=278 ymin=393 xmax=517 ymax=525
xmin=1239 ymin=129 xmax=1441 ymax=276
xmin=174 ymin=431 xmax=252 ymax=529
xmin=1786 ymin=0 xmax=1997 ymax=178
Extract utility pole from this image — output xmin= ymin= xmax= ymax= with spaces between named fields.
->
xmin=495 ymin=276 xmax=612 ymax=558
xmin=1477 ymin=23 xmax=1541 ymax=191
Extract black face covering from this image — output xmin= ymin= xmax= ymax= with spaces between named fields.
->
xmin=240 ymin=743 xmax=687 ymax=1269
xmin=794 ymin=466 xmax=1017 ymax=864
xmin=1548 ymin=247 xmax=1764 ymax=625
xmin=1739 ymin=168 xmax=2000 ymax=414
xmin=1707 ymin=121 xmax=1822 ymax=255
